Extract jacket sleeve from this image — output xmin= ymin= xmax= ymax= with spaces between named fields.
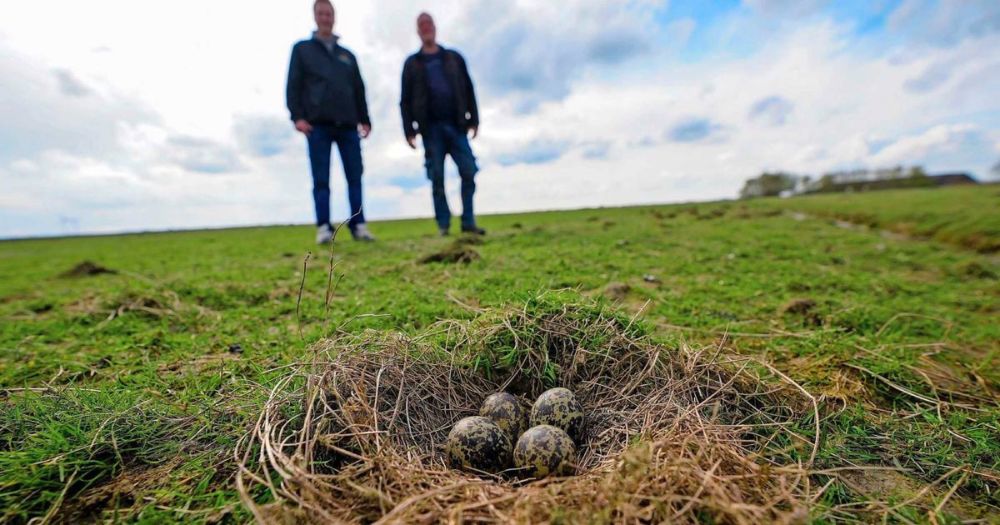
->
xmin=286 ymin=44 xmax=305 ymax=122
xmin=399 ymin=58 xmax=417 ymax=138
xmin=352 ymin=54 xmax=372 ymax=127
xmin=457 ymin=53 xmax=479 ymax=128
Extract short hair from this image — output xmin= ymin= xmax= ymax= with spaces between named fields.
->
xmin=314 ymin=0 xmax=333 ymax=11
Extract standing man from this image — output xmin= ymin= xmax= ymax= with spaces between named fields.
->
xmin=287 ymin=0 xmax=375 ymax=244
xmin=400 ymin=12 xmax=485 ymax=237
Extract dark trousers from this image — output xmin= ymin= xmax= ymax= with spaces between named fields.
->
xmin=306 ymin=125 xmax=365 ymax=229
xmin=423 ymin=122 xmax=479 ymax=230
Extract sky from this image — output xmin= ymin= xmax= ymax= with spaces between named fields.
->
xmin=1 ymin=0 xmax=998 ymax=238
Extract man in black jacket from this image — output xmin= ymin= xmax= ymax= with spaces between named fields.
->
xmin=400 ymin=12 xmax=485 ymax=236
xmin=287 ymin=0 xmax=374 ymax=243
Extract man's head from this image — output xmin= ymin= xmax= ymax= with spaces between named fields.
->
xmin=314 ymin=0 xmax=335 ymax=36
xmin=417 ymin=12 xmax=436 ymax=46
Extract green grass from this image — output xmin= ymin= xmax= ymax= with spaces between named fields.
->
xmin=1 ymin=185 xmax=998 ymax=522
xmin=759 ymin=184 xmax=1000 ymax=252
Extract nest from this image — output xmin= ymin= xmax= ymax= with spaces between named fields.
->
xmin=236 ymin=302 xmax=819 ymax=524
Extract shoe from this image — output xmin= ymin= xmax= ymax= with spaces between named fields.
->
xmin=352 ymin=223 xmax=376 ymax=242
xmin=316 ymin=224 xmax=334 ymax=245
xmin=439 ymin=227 xmax=450 ymax=237
xmin=461 ymin=225 xmax=486 ymax=236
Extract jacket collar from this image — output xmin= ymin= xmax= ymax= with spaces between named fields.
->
xmin=312 ymin=32 xmax=340 ymax=46
xmin=417 ymin=44 xmax=448 ymax=57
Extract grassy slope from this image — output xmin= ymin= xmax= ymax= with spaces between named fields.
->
xmin=761 ymin=184 xmax=1000 ymax=252
xmin=1 ymin=186 xmax=997 ymax=523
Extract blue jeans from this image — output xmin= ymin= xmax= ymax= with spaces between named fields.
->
xmin=306 ymin=125 xmax=365 ymax=229
xmin=423 ymin=122 xmax=479 ymax=230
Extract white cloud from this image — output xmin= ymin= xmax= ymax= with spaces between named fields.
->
xmin=9 ymin=159 xmax=40 ymax=173
xmin=742 ymin=0 xmax=829 ymax=17
xmin=888 ymin=0 xmax=1000 ymax=47
xmin=444 ymin=0 xmax=667 ymax=111
xmin=748 ymin=96 xmax=795 ymax=126
xmin=165 ymin=135 xmax=246 ymax=174
xmin=868 ymin=124 xmax=978 ymax=166
xmin=52 ymin=68 xmax=93 ymax=97
xmin=0 ymin=44 xmax=158 ymax=164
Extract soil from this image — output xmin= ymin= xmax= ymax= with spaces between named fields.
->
xmin=420 ymin=244 xmax=481 ymax=264
xmin=60 ymin=261 xmax=117 ymax=278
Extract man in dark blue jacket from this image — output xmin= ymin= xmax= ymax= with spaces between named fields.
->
xmin=287 ymin=0 xmax=374 ymax=244
xmin=400 ymin=12 xmax=485 ymax=237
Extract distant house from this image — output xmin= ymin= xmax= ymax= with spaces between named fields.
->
xmin=741 ymin=167 xmax=982 ymax=199
xmin=930 ymin=173 xmax=978 ymax=186
xmin=803 ymin=167 xmax=930 ymax=194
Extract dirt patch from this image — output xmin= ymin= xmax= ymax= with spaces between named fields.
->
xmin=696 ymin=207 xmax=728 ymax=220
xmin=836 ymin=469 xmax=990 ymax=522
xmin=420 ymin=242 xmax=481 ymax=264
xmin=960 ymin=232 xmax=1000 ymax=254
xmin=60 ymin=261 xmax=117 ymax=278
xmin=57 ymin=459 xmax=183 ymax=523
xmin=732 ymin=206 xmax=782 ymax=220
xmin=957 ymin=260 xmax=996 ymax=280
xmin=650 ymin=209 xmax=676 ymax=220
xmin=236 ymin=303 xmax=818 ymax=524
xmin=781 ymin=298 xmax=816 ymax=316
xmin=158 ymin=352 xmax=242 ymax=375
xmin=64 ymin=293 xmax=106 ymax=317
xmin=29 ymin=302 xmax=54 ymax=314
xmin=780 ymin=298 xmax=821 ymax=325
xmin=453 ymin=234 xmax=484 ymax=246
xmin=602 ymin=282 xmax=631 ymax=301
xmin=0 ymin=291 xmax=38 ymax=305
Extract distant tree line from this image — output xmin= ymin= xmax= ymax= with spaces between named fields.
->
xmin=738 ymin=165 xmax=978 ymax=199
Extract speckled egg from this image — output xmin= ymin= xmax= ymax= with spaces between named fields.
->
xmin=480 ymin=392 xmax=528 ymax=440
xmin=530 ymin=387 xmax=584 ymax=442
xmin=445 ymin=416 xmax=513 ymax=473
xmin=513 ymin=424 xmax=576 ymax=478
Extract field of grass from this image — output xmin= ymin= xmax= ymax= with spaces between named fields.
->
xmin=762 ymin=184 xmax=1000 ymax=253
xmin=1 ymin=185 xmax=997 ymax=523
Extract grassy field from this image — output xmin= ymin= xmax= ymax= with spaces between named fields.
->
xmin=763 ymin=184 xmax=1000 ymax=253
xmin=1 ymin=185 xmax=998 ymax=523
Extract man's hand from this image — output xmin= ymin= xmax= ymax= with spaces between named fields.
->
xmin=294 ymin=119 xmax=313 ymax=136
xmin=359 ymin=124 xmax=371 ymax=139
xmin=469 ymin=126 xmax=478 ymax=140
xmin=406 ymin=136 xmax=417 ymax=150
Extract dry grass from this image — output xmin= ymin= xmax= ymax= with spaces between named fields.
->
xmin=235 ymin=303 xmax=827 ymax=524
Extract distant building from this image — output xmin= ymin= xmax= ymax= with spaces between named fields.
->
xmin=741 ymin=167 xmax=981 ymax=199
xmin=803 ymin=167 xmax=926 ymax=194
xmin=929 ymin=173 xmax=978 ymax=186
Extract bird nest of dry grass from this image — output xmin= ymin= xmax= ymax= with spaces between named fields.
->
xmin=236 ymin=299 xmax=820 ymax=524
